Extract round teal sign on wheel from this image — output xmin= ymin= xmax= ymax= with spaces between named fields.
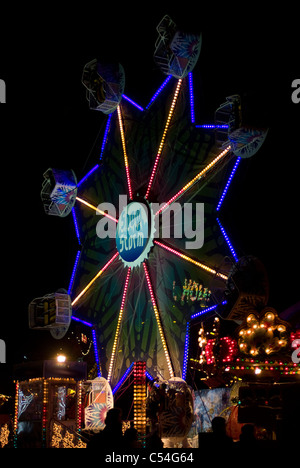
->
xmin=116 ymin=200 xmax=154 ymax=267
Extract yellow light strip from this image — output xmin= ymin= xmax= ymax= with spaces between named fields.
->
xmin=117 ymin=105 xmax=133 ymax=199
xmin=107 ymin=268 xmax=131 ymax=383
xmin=71 ymin=251 xmax=119 ymax=306
xmin=76 ymin=197 xmax=118 ymax=223
xmin=146 ymin=79 xmax=182 ymax=199
xmin=143 ymin=262 xmax=174 ymax=378
xmin=133 ymin=362 xmax=146 ymax=446
xmin=154 ymin=240 xmax=228 ymax=281
xmin=155 ymin=145 xmax=232 ymax=216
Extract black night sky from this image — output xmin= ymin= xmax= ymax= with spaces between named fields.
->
xmin=0 ymin=5 xmax=299 ymax=394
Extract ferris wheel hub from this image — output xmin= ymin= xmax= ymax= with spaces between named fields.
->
xmin=116 ymin=198 xmax=155 ymax=268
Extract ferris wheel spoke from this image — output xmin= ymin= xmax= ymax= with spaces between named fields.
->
xmin=143 ymin=261 xmax=174 ymax=378
xmin=76 ymin=196 xmax=118 ymax=223
xmin=117 ymin=105 xmax=133 ymax=200
xmin=155 ymin=145 xmax=232 ymax=217
xmin=107 ymin=267 xmax=132 ymax=383
xmin=71 ymin=251 xmax=119 ymax=307
xmin=145 ymin=79 xmax=182 ymax=200
xmin=154 ymin=240 xmax=228 ymax=281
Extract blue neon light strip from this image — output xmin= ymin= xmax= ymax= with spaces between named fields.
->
xmin=71 ymin=208 xmax=81 ymax=244
xmin=71 ymin=316 xmax=101 ymax=376
xmin=195 ymin=124 xmax=229 ymax=129
xmin=145 ymin=370 xmax=154 ymax=381
xmin=112 ymin=362 xmax=134 ymax=394
xmin=100 ymin=113 xmax=112 ymax=160
xmin=216 ymin=218 xmax=238 ymax=262
xmin=92 ymin=328 xmax=101 ymax=377
xmin=72 ymin=315 xmax=93 ymax=327
xmin=182 ymin=301 xmax=227 ymax=378
xmin=216 ymin=157 xmax=241 ymax=211
xmin=68 ymin=250 xmax=81 ymax=295
xmin=145 ymin=75 xmax=172 ymax=109
xmin=76 ymin=114 xmax=113 ymax=187
xmin=122 ymin=95 xmax=144 ymax=111
xmin=188 ymin=73 xmax=195 ymax=123
xmin=77 ymin=164 xmax=99 ymax=187
xmin=182 ymin=321 xmax=190 ymax=380
xmin=190 ymin=303 xmax=219 ymax=320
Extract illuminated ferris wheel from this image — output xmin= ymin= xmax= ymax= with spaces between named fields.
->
xmin=30 ymin=15 xmax=268 ymax=389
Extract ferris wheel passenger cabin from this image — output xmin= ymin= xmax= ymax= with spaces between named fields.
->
xmin=40 ymin=168 xmax=77 ymax=217
xmin=214 ymin=95 xmax=242 ymax=147
xmin=82 ymin=60 xmax=125 ymax=114
xmin=153 ymin=14 xmax=202 ymax=79
xmin=28 ymin=291 xmax=72 ymax=332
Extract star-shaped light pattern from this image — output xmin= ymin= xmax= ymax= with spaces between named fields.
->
xmin=68 ymin=71 xmax=245 ymax=389
xmin=238 ymin=309 xmax=290 ymax=356
xmin=84 ymin=402 xmax=107 ymax=431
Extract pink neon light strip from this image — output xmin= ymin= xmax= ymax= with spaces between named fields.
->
xmin=143 ymin=262 xmax=174 ymax=378
xmin=155 ymin=145 xmax=232 ymax=216
xmin=154 ymin=240 xmax=228 ymax=281
xmin=107 ymin=267 xmax=132 ymax=382
xmin=117 ymin=105 xmax=133 ymax=200
xmin=71 ymin=251 xmax=119 ymax=306
xmin=145 ymin=79 xmax=182 ymax=199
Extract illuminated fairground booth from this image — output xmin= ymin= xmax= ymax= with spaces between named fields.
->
xmin=189 ymin=261 xmax=300 ymax=444
xmin=13 ymin=360 xmax=119 ymax=448
xmin=20 ymin=14 xmax=299 ymax=449
xmin=13 ymin=360 xmax=87 ymax=448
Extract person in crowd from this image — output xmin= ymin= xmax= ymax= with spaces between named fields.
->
xmin=123 ymin=420 xmax=139 ymax=448
xmin=211 ymin=416 xmax=234 ymax=446
xmin=146 ymin=423 xmax=163 ymax=450
xmin=87 ymin=407 xmax=124 ymax=449
xmin=238 ymin=424 xmax=257 ymax=446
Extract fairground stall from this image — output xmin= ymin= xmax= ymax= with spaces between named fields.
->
xmin=24 ymin=14 xmax=299 ymax=448
xmin=13 ymin=360 xmax=87 ymax=448
xmin=189 ymin=275 xmax=300 ymax=444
